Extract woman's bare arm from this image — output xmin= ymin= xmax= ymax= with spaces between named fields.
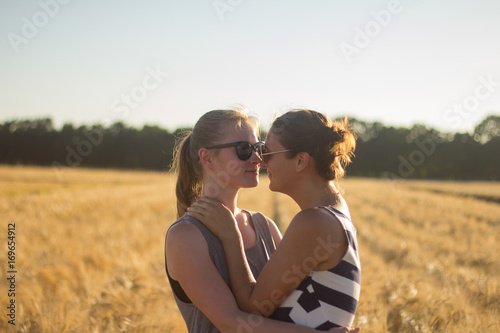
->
xmin=187 ymin=199 xmax=347 ymax=316
xmin=166 ymin=220 xmax=354 ymax=333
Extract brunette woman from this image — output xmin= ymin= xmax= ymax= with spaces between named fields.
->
xmin=188 ymin=110 xmax=360 ymax=330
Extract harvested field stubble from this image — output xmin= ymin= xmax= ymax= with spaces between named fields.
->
xmin=0 ymin=166 xmax=498 ymax=332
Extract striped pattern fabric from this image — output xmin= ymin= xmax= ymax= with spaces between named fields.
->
xmin=270 ymin=206 xmax=361 ymax=330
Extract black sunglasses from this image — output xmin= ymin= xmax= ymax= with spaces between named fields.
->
xmin=206 ymin=141 xmax=264 ymax=161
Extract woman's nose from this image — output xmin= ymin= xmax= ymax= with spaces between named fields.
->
xmin=251 ymin=150 xmax=263 ymax=163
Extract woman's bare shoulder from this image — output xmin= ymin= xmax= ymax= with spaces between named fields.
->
xmin=166 ymin=219 xmax=207 ymax=254
xmin=290 ymin=207 xmax=338 ymax=228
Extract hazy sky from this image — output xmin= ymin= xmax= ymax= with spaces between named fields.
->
xmin=1 ymin=0 xmax=499 ymax=133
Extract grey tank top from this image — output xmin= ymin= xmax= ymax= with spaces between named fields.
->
xmin=165 ymin=211 xmax=277 ymax=333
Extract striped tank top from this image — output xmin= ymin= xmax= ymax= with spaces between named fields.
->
xmin=270 ymin=205 xmax=361 ymax=330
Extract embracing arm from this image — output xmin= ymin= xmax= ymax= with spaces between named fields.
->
xmin=166 ymin=221 xmax=244 ymax=329
xmin=166 ymin=220 xmax=352 ymax=333
xmin=187 ymin=200 xmax=347 ymax=317
xmin=221 ymin=209 xmax=345 ymax=316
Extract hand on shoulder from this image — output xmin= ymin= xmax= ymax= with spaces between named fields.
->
xmin=186 ymin=197 xmax=240 ymax=241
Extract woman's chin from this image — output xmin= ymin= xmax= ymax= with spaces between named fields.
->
xmin=268 ymin=181 xmax=276 ymax=192
xmin=268 ymin=179 xmax=284 ymax=193
xmin=242 ymin=178 xmax=259 ymax=188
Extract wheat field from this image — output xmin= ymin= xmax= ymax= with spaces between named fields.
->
xmin=0 ymin=165 xmax=499 ymax=332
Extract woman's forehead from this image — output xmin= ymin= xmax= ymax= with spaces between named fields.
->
xmin=223 ymin=126 xmax=258 ymax=142
xmin=264 ymin=131 xmax=280 ymax=147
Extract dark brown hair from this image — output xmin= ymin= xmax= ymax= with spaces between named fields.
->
xmin=270 ymin=109 xmax=356 ymax=180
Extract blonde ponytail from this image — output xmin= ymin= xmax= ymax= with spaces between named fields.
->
xmin=172 ymin=132 xmax=202 ymax=218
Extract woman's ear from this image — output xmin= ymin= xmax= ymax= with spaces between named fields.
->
xmin=198 ymin=148 xmax=213 ymax=169
xmin=295 ymin=152 xmax=310 ymax=172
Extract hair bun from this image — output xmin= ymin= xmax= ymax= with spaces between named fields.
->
xmin=271 ymin=110 xmax=356 ymax=181
xmin=330 ymin=125 xmax=345 ymax=142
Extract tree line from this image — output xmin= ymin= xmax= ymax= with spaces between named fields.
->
xmin=1 ymin=115 xmax=499 ymax=180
